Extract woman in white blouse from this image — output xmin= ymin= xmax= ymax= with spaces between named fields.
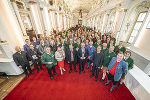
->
xmin=55 ymin=46 xmax=66 ymax=75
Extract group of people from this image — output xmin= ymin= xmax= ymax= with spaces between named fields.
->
xmin=13 ymin=26 xmax=134 ymax=93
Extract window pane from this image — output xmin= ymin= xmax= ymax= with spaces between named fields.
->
xmin=137 ymin=12 xmax=147 ymax=21
xmin=134 ymin=22 xmax=142 ymax=30
xmin=131 ymin=30 xmax=138 ymax=37
xmin=128 ymin=36 xmax=135 ymax=43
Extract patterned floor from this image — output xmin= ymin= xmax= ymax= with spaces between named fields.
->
xmin=0 ymin=74 xmax=25 ymax=100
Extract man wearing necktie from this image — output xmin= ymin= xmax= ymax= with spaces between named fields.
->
xmin=66 ymin=45 xmax=78 ymax=73
xmin=27 ymin=44 xmax=43 ymax=73
xmin=87 ymin=41 xmax=96 ymax=71
xmin=78 ymin=43 xmax=88 ymax=74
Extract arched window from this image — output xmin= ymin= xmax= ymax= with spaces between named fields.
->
xmin=128 ymin=12 xmax=147 ymax=43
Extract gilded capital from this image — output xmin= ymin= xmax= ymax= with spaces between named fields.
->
xmin=10 ymin=0 xmax=16 ymax=2
xmin=27 ymin=8 xmax=30 ymax=11
xmin=124 ymin=9 xmax=127 ymax=12
xmin=40 ymin=8 xmax=43 ymax=11
xmin=28 ymin=1 xmax=36 ymax=4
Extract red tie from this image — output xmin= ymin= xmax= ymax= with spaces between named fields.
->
xmin=90 ymin=47 xmax=92 ymax=50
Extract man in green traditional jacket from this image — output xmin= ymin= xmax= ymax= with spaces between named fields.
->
xmin=118 ymin=51 xmax=134 ymax=87
xmin=101 ymin=43 xmax=108 ymax=54
xmin=94 ymin=39 xmax=102 ymax=48
xmin=114 ymin=41 xmax=126 ymax=54
xmin=66 ymin=38 xmax=74 ymax=49
xmin=41 ymin=46 xmax=58 ymax=79
xmin=100 ymin=46 xmax=116 ymax=82
xmin=73 ymin=38 xmax=81 ymax=51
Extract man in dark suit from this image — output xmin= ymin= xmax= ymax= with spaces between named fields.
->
xmin=23 ymin=39 xmax=30 ymax=52
xmin=27 ymin=44 xmax=43 ymax=72
xmin=66 ymin=45 xmax=78 ymax=73
xmin=78 ymin=43 xmax=88 ymax=74
xmin=49 ymin=40 xmax=57 ymax=53
xmin=13 ymin=46 xmax=34 ymax=78
xmin=90 ymin=46 xmax=104 ymax=81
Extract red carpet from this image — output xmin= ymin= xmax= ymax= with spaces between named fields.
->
xmin=4 ymin=63 xmax=135 ymax=100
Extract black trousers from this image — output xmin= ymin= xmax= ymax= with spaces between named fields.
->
xmin=46 ymin=65 xmax=56 ymax=77
xmin=79 ymin=60 xmax=85 ymax=72
xmin=92 ymin=65 xmax=100 ymax=79
xmin=108 ymin=73 xmax=118 ymax=85
xmin=69 ymin=61 xmax=76 ymax=71
xmin=33 ymin=59 xmax=43 ymax=71
xmin=22 ymin=63 xmax=33 ymax=76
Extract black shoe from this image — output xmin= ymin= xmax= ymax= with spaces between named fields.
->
xmin=74 ymin=70 xmax=77 ymax=72
xmin=100 ymin=79 xmax=104 ymax=82
xmin=79 ymin=71 xmax=81 ymax=74
xmin=109 ymin=87 xmax=114 ymax=93
xmin=100 ymin=74 xmax=103 ymax=77
xmin=69 ymin=70 xmax=72 ymax=73
xmin=118 ymin=83 xmax=122 ymax=87
xmin=104 ymin=83 xmax=109 ymax=86
xmin=54 ymin=73 xmax=58 ymax=75
xmin=26 ymin=75 xmax=29 ymax=78
xmin=82 ymin=70 xmax=85 ymax=73
xmin=30 ymin=72 xmax=34 ymax=74
xmin=86 ymin=67 xmax=89 ymax=69
xmin=100 ymin=69 xmax=102 ymax=72
xmin=50 ymin=76 xmax=53 ymax=79
xmin=90 ymin=75 xmax=94 ymax=78
xmin=95 ymin=78 xmax=97 ymax=82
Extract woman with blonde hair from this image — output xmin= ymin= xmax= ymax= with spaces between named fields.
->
xmin=55 ymin=46 xmax=66 ymax=75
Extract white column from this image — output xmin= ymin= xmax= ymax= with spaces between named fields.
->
xmin=11 ymin=0 xmax=26 ymax=35
xmin=113 ymin=8 xmax=123 ymax=33
xmin=29 ymin=2 xmax=43 ymax=34
xmin=56 ymin=12 xmax=61 ymax=31
xmin=53 ymin=11 xmax=57 ymax=31
xmin=48 ymin=9 xmax=53 ymax=32
xmin=51 ymin=11 xmax=56 ymax=30
xmin=58 ymin=13 xmax=62 ymax=31
xmin=115 ymin=9 xmax=128 ymax=43
xmin=38 ymin=6 xmax=45 ymax=33
xmin=41 ymin=7 xmax=51 ymax=35
xmin=102 ymin=11 xmax=110 ymax=33
xmin=64 ymin=14 xmax=67 ymax=30
xmin=62 ymin=13 xmax=64 ymax=30
xmin=0 ymin=0 xmax=24 ymax=50
xmin=66 ymin=16 xmax=69 ymax=29
xmin=52 ymin=12 xmax=58 ymax=31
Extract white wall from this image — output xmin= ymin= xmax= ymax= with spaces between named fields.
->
xmin=135 ymin=9 xmax=150 ymax=54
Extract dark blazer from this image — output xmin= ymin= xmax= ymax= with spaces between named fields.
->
xmin=59 ymin=43 xmax=67 ymax=52
xmin=78 ymin=48 xmax=89 ymax=60
xmin=92 ymin=51 xmax=104 ymax=68
xmin=49 ymin=44 xmax=57 ymax=53
xmin=66 ymin=49 xmax=77 ymax=62
xmin=13 ymin=51 xmax=29 ymax=66
xmin=27 ymin=48 xmax=41 ymax=62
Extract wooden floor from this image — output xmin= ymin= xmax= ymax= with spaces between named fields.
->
xmin=0 ymin=74 xmax=25 ymax=100
xmin=0 ymin=66 xmax=35 ymax=100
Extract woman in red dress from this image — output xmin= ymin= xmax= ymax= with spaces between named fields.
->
xmin=55 ymin=46 xmax=65 ymax=75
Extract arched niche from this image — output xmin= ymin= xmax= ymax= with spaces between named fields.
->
xmin=120 ymin=0 xmax=150 ymax=42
